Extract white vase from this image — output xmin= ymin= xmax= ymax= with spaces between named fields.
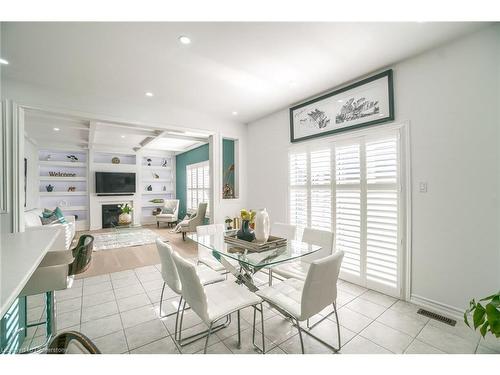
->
xmin=255 ymin=208 xmax=270 ymax=242
xmin=118 ymin=212 xmax=132 ymax=225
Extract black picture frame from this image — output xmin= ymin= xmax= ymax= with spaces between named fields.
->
xmin=290 ymin=69 xmax=394 ymax=143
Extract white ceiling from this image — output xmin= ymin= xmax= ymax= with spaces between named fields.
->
xmin=2 ymin=22 xmax=488 ymax=123
xmin=24 ymin=110 xmax=208 ymax=152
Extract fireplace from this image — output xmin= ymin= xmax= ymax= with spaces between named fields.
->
xmin=102 ymin=204 xmax=122 ymax=228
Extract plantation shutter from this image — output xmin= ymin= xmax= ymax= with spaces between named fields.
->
xmin=365 ymin=136 xmax=399 ymax=292
xmin=288 ymin=129 xmax=402 ymax=298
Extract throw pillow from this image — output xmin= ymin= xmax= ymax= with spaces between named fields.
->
xmin=53 ymin=207 xmax=67 ymax=224
xmin=40 ymin=214 xmax=59 ymax=225
xmin=41 ymin=207 xmax=67 ymax=224
xmin=162 ymin=207 xmax=174 ymax=215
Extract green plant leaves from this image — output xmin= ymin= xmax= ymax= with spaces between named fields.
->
xmin=464 ymin=292 xmax=500 ymax=338
xmin=473 ymin=303 xmax=486 ymax=329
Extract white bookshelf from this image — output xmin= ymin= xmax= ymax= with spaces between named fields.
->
xmin=38 ymin=149 xmax=89 ymax=231
xmin=140 ymin=154 xmax=175 ymax=224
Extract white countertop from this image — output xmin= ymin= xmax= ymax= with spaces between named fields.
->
xmin=1 ymin=228 xmax=59 ymax=318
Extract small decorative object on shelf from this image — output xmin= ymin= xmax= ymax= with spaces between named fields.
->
xmin=45 ymin=184 xmax=54 ymax=192
xmin=67 ymin=186 xmax=76 ymax=192
xmin=48 ymin=171 xmax=77 ymax=177
xmin=117 ymin=203 xmax=133 ymax=225
xmin=146 ymin=158 xmax=152 ymax=166
xmin=58 ymin=200 xmax=68 ymax=207
xmin=111 ymin=156 xmax=121 ymax=164
xmin=152 ymin=208 xmax=162 ymax=216
xmin=223 ymin=164 xmax=235 ymax=199
xmin=152 ymin=172 xmax=159 ymax=179
xmin=161 ymin=159 xmax=168 ymax=167
xmin=254 ymin=208 xmax=270 ymax=243
xmin=237 ymin=209 xmax=256 ymax=242
xmin=66 ymin=155 xmax=79 ymax=162
xmin=146 ymin=185 xmax=153 ymax=191
xmin=225 ymin=216 xmax=233 ymax=230
xmin=162 ymin=185 xmax=167 ymax=191
xmin=46 ymin=154 xmax=52 ymax=161
xmin=74 ymin=214 xmax=79 ymax=221
xmin=149 ymin=198 xmax=164 ymax=203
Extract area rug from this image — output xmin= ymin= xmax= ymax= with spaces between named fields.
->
xmin=92 ymin=228 xmax=167 ymax=251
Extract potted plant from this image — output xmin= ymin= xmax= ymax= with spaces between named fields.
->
xmin=118 ymin=203 xmax=133 ymax=225
xmin=464 ymin=291 xmax=500 ymax=345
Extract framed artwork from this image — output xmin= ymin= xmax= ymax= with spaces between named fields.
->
xmin=290 ymin=69 xmax=394 ymax=143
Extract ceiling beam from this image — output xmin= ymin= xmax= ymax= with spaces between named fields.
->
xmin=134 ymin=130 xmax=168 ymax=152
xmin=88 ymin=121 xmax=97 ymax=149
xmin=162 ymin=132 xmax=208 ymax=143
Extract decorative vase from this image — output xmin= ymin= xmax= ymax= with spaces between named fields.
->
xmin=118 ymin=212 xmax=132 ymax=225
xmin=255 ymin=208 xmax=270 ymax=242
xmin=45 ymin=184 xmax=54 ymax=192
xmin=237 ymin=220 xmax=255 ymax=242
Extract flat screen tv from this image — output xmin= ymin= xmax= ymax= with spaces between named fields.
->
xmin=96 ymin=172 xmax=136 ymax=195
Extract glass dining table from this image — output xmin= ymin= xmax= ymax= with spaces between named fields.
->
xmin=187 ymin=230 xmax=321 ymax=291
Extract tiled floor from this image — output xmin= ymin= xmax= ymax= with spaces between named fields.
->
xmin=22 ymin=264 xmax=499 ymax=354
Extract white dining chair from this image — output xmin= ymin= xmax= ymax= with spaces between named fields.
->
xmin=172 ymin=251 xmax=266 ymax=354
xmin=256 ymin=251 xmax=344 ymax=354
xmin=155 ymin=239 xmax=227 ymax=345
xmin=269 ymin=227 xmax=334 ymax=284
xmin=271 ymin=222 xmax=297 ymax=241
xmin=196 ymin=224 xmax=227 ymax=272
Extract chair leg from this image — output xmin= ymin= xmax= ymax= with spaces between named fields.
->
xmin=296 ymin=318 xmax=305 ymax=354
xmin=159 ymin=282 xmax=166 ymax=318
xmin=237 ymin=311 xmax=241 ymax=349
xmin=46 ymin=291 xmax=56 ymax=340
xmin=157 ymin=221 xmax=159 ymax=228
xmin=260 ymin=303 xmax=265 ymax=354
xmin=174 ymin=296 xmax=183 ymax=341
xmin=333 ymin=301 xmax=341 ymax=350
xmin=268 ymin=269 xmax=273 ymax=286
xmin=182 ymin=232 xmax=186 ymax=241
xmin=177 ymin=299 xmax=188 ymax=342
xmin=203 ymin=322 xmax=214 ymax=354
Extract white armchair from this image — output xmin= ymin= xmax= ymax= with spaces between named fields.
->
xmin=180 ymin=202 xmax=208 ymax=241
xmin=24 ymin=208 xmax=76 ymax=251
xmin=156 ymin=199 xmax=180 ymax=228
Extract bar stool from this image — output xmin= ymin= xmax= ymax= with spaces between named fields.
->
xmin=19 ymin=235 xmax=94 ymax=352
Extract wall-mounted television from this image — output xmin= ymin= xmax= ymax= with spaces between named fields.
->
xmin=96 ymin=172 xmax=136 ymax=195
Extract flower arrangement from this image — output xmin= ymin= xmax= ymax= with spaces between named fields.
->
xmin=240 ymin=209 xmax=256 ymax=223
xmin=118 ymin=203 xmax=133 ymax=214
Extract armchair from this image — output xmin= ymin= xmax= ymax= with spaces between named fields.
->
xmin=180 ymin=202 xmax=208 ymax=240
xmin=24 ymin=208 xmax=76 ymax=251
xmin=156 ymin=199 xmax=180 ymax=228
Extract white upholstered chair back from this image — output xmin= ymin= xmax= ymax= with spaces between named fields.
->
xmin=271 ymin=223 xmax=297 ymax=240
xmin=300 ymin=227 xmax=335 ymax=263
xmin=155 ymin=239 xmax=182 ymax=294
xmin=172 ymin=251 xmax=210 ymax=323
xmin=300 ymin=251 xmax=344 ymax=320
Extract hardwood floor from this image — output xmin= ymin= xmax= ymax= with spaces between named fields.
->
xmin=75 ymin=225 xmax=197 ymax=279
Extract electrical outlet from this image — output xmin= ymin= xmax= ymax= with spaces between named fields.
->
xmin=419 ymin=182 xmax=428 ymax=193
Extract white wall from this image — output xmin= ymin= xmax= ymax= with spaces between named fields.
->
xmin=247 ymin=25 xmax=500 ymax=313
xmin=1 ymin=79 xmax=248 ymax=225
xmin=23 ymin=137 xmax=38 ymax=211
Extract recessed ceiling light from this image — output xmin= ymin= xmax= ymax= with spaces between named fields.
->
xmin=0 ymin=58 xmax=9 ymax=65
xmin=232 ymin=111 xmax=238 ymax=116
xmin=145 ymin=92 xmax=154 ymax=97
xmin=53 ymin=127 xmax=60 ymax=131
xmin=337 ymin=99 xmax=343 ymax=103
xmin=121 ymin=135 xmax=126 ymax=138
xmin=178 ymin=36 xmax=191 ymax=45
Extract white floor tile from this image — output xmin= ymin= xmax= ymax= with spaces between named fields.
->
xmin=124 ymin=319 xmax=169 ymax=350
xmin=427 ymin=318 xmax=480 ymax=343
xmin=110 ymin=269 xmax=136 ymax=281
xmin=359 ymin=290 xmax=397 ymax=308
xmin=140 ymin=278 xmax=165 ymax=292
xmin=195 ymin=341 xmax=232 ymax=354
xmin=81 ymin=300 xmax=119 ymax=323
xmin=56 ymin=309 xmax=81 ymax=330
xmin=56 ymin=297 xmax=82 ymax=314
xmin=330 ymin=306 xmax=373 ymax=333
xmin=416 ymin=324 xmax=478 ymax=354
xmin=93 ymin=330 xmax=129 ymax=354
xmin=83 ymin=281 xmax=113 ymax=296
xmin=55 ymin=286 xmax=82 ymax=301
xmin=120 ymin=304 xmax=158 ymax=328
xmin=376 ymin=308 xmax=428 ymax=337
xmin=80 ymin=314 xmax=123 ymax=340
xmin=338 ymin=282 xmax=368 ymax=297
xmin=389 ymin=300 xmax=420 ymax=315
xmin=83 ymin=274 xmax=110 ymax=286
xmin=481 ymin=333 xmax=500 ymax=353
xmin=404 ymin=339 xmax=445 ymax=354
xmin=27 ymin=306 xmax=44 ymax=323
xmin=279 ymin=333 xmax=333 ymax=354
xmin=222 ymin=328 xmax=273 ymax=354
xmin=111 ymin=275 xmax=141 ymax=289
xmin=345 ymin=297 xmax=387 ymax=319
xmin=360 ymin=321 xmax=413 ymax=353
xmin=341 ymin=335 xmax=391 ymax=354
xmin=113 ymin=284 xmax=145 ymax=300
xmin=134 ymin=265 xmax=159 ymax=275
xmin=116 ymin=293 xmax=152 ymax=312
xmin=82 ymin=290 xmax=115 ymax=307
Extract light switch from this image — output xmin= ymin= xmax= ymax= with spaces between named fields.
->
xmin=419 ymin=182 xmax=428 ymax=193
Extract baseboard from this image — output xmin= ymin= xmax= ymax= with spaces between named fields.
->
xmin=410 ymin=294 xmax=464 ymax=321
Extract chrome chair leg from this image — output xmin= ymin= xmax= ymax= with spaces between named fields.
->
xmin=268 ymin=270 xmax=273 ymax=286
xmin=333 ymin=301 xmax=341 ymax=349
xmin=237 ymin=310 xmax=241 ymax=349
xmin=159 ymin=283 xmax=166 ymax=318
xmin=203 ymin=322 xmax=214 ymax=354
xmin=296 ymin=318 xmax=305 ymax=354
xmin=252 ymin=303 xmax=266 ymax=354
xmin=174 ymin=296 xmax=183 ymax=341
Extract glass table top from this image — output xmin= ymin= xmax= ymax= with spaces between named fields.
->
xmin=187 ymin=231 xmax=321 ymax=269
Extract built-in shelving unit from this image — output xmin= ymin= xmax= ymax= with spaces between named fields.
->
xmin=38 ymin=149 xmax=89 ymax=231
xmin=140 ymin=154 xmax=175 ymax=224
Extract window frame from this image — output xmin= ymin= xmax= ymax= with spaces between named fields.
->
xmin=186 ymin=160 xmax=210 ymax=214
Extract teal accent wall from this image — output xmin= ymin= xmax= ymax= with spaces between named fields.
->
xmin=176 ymin=144 xmax=209 ymax=218
xmin=0 ymin=297 xmax=27 ymax=353
xmin=222 ymin=139 xmax=235 ymax=196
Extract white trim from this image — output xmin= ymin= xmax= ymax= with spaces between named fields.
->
xmin=410 ymin=294 xmax=464 ymax=320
